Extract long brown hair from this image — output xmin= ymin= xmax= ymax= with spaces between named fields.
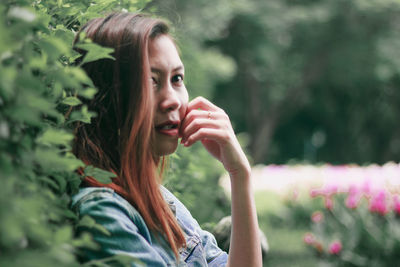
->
xmin=72 ymin=12 xmax=185 ymax=259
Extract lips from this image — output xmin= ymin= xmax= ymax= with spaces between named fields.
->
xmin=155 ymin=120 xmax=180 ymax=137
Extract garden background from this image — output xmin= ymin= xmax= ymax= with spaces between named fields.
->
xmin=1 ymin=0 xmax=400 ymax=266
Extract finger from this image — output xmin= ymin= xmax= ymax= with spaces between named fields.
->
xmin=187 ymin=96 xmax=221 ymax=113
xmin=181 ymin=118 xmax=221 ymax=143
xmin=180 ymin=109 xmax=208 ymax=132
xmin=183 ymin=127 xmax=230 ymax=147
xmin=180 ymin=109 xmax=225 ymax=134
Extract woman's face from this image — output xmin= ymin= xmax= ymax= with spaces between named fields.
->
xmin=149 ymin=35 xmax=188 ymax=157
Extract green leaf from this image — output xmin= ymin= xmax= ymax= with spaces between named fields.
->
xmin=71 ymin=232 xmax=99 ymax=250
xmin=0 ymin=65 xmax=17 ymax=100
xmin=36 ymin=128 xmax=74 ymax=147
xmin=8 ymin=7 xmax=36 ymax=22
xmin=65 ymin=67 xmax=95 ymax=88
xmin=5 ymin=104 xmax=42 ymax=126
xmin=75 ymin=41 xmax=115 ymax=65
xmin=77 ymin=215 xmax=96 ymax=228
xmin=77 ymin=215 xmax=111 ymax=236
xmin=84 ymin=165 xmax=116 ymax=184
xmin=85 ymin=0 xmax=118 ymax=14
xmin=28 ymin=53 xmax=48 ymax=70
xmin=59 ymin=209 xmax=77 ymax=220
xmin=38 ymin=37 xmax=69 ymax=62
xmin=52 ymin=173 xmax=67 ymax=193
xmin=61 ymin=96 xmax=82 ymax=106
xmin=13 ymin=89 xmax=60 ymax=123
xmin=66 ymin=173 xmax=82 ymax=195
xmin=34 ymin=148 xmax=84 ymax=172
xmin=54 ymin=25 xmax=75 ymax=46
xmin=129 ymin=0 xmax=152 ymax=10
xmin=38 ymin=176 xmax=60 ymax=191
xmin=46 ymin=68 xmax=86 ymax=91
xmin=69 ymin=105 xmax=96 ymax=124
xmin=78 ymin=87 xmax=98 ymax=99
xmin=54 ymin=226 xmax=72 ymax=244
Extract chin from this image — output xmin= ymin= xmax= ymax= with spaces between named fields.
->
xmin=155 ymin=141 xmax=179 ymax=157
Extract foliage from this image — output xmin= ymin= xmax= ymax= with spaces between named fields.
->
xmin=205 ymin=0 xmax=400 ymax=164
xmin=0 ymin=0 xmax=148 ymax=266
xmin=272 ymin=191 xmax=323 ymax=229
xmin=304 ymin=183 xmax=400 ymax=266
xmin=1 ymin=1 xmax=232 ymax=265
xmin=255 ymin=192 xmax=317 ymax=267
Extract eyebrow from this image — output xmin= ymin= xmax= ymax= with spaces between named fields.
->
xmin=151 ymin=65 xmax=184 ymax=73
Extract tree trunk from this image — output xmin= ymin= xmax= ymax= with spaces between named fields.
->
xmin=248 ymin=52 xmax=328 ymax=163
xmin=250 ymin=112 xmax=280 ymax=163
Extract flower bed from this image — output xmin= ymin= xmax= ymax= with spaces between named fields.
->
xmin=305 ymin=182 xmax=400 ymax=266
xmin=245 ymin=163 xmax=400 ymax=266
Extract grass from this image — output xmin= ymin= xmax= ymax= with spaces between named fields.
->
xmin=255 ymin=191 xmax=319 ymax=267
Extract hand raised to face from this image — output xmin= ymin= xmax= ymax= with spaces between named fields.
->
xmin=180 ymin=97 xmax=250 ymax=177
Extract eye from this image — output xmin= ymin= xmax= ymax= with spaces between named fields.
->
xmin=151 ymin=77 xmax=159 ymax=89
xmin=171 ymin=74 xmax=184 ymax=85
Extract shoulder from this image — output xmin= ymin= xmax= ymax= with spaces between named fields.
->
xmin=72 ymin=187 xmax=118 ymax=204
xmin=71 ymin=187 xmax=129 ymax=213
xmin=70 ymin=187 xmax=175 ymax=265
xmin=71 ymin=187 xmax=148 ymax=234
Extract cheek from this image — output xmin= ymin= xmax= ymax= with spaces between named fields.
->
xmin=180 ymin=88 xmax=189 ymax=117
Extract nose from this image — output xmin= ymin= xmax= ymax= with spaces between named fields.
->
xmin=158 ymin=83 xmax=181 ymax=113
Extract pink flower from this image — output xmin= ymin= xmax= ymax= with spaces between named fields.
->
xmin=348 ymin=184 xmax=359 ymax=196
xmin=310 ymin=184 xmax=339 ymax=198
xmin=303 ymin=233 xmax=315 ymax=245
xmin=323 ymin=184 xmax=339 ymax=196
xmin=311 ymin=211 xmax=324 ymax=223
xmin=345 ymin=184 xmax=361 ymax=209
xmin=345 ymin=194 xmax=360 ymax=209
xmin=328 ymin=240 xmax=342 ymax=255
xmin=325 ymin=197 xmax=334 ymax=210
xmin=310 ymin=188 xmax=323 ymax=198
xmin=361 ymin=179 xmax=372 ymax=197
xmin=369 ymin=190 xmax=388 ymax=216
xmin=303 ymin=233 xmax=324 ymax=253
xmin=393 ymin=195 xmax=400 ymax=215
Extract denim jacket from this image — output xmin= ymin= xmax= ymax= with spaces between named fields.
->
xmin=71 ymin=186 xmax=228 ymax=266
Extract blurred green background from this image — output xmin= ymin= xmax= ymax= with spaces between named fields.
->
xmin=1 ymin=0 xmax=400 ymax=266
xmin=149 ymin=0 xmax=400 ymax=166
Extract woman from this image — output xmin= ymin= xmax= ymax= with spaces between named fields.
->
xmin=71 ymin=12 xmax=262 ymax=267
